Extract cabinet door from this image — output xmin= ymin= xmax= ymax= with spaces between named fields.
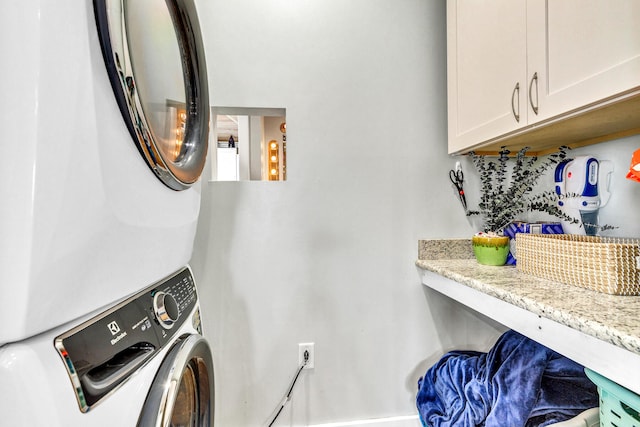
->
xmin=447 ymin=0 xmax=527 ymax=154
xmin=528 ymin=0 xmax=640 ymax=123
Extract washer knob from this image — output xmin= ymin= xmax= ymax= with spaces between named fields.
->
xmin=153 ymin=292 xmax=179 ymax=329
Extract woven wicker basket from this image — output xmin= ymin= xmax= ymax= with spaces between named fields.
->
xmin=515 ymin=234 xmax=640 ymax=295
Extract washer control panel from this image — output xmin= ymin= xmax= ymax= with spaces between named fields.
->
xmin=54 ymin=266 xmax=200 ymax=413
xmin=151 ymin=269 xmax=197 ymax=329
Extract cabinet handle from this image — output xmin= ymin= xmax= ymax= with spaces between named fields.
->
xmin=511 ymin=82 xmax=520 ymax=122
xmin=529 ymin=72 xmax=539 ymax=115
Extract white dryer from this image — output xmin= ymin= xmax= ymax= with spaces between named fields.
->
xmin=0 ymin=0 xmax=210 ymax=344
xmin=0 ymin=266 xmax=214 ymax=426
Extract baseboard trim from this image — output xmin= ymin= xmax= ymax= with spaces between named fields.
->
xmin=309 ymin=415 xmax=421 ymax=427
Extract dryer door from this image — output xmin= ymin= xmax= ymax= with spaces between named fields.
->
xmin=94 ymin=0 xmax=209 ymax=191
xmin=138 ymin=334 xmax=214 ymax=427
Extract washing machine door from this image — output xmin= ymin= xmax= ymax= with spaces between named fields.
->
xmin=138 ymin=334 xmax=214 ymax=427
xmin=94 ymin=0 xmax=209 ymax=191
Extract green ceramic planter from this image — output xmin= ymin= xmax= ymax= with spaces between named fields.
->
xmin=472 ymin=235 xmax=510 ymax=266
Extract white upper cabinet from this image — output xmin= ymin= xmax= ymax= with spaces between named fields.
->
xmin=447 ymin=0 xmax=640 ymax=155
xmin=530 ymin=0 xmax=640 ymax=120
xmin=447 ymin=0 xmax=527 ymax=154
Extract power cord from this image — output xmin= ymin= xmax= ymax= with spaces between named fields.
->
xmin=267 ymin=350 xmax=310 ymax=427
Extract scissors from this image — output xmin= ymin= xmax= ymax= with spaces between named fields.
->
xmin=449 ymin=166 xmax=467 ymax=211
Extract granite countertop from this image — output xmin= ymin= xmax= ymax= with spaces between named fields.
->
xmin=416 ymin=239 xmax=640 ymax=356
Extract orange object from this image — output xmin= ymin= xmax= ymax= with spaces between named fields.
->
xmin=627 ymin=149 xmax=640 ymax=182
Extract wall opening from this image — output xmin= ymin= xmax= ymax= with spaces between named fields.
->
xmin=210 ymin=107 xmax=286 ymax=181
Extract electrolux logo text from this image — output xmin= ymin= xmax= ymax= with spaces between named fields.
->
xmin=108 ymin=320 xmax=127 ymax=345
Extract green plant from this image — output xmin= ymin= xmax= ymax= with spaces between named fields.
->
xmin=467 ymin=146 xmax=578 ymax=234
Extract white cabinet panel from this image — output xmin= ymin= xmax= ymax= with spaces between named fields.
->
xmin=447 ymin=0 xmax=527 ymax=153
xmin=530 ymin=0 xmax=640 ymax=122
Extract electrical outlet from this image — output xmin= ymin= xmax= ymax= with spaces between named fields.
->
xmin=298 ymin=343 xmax=314 ymax=369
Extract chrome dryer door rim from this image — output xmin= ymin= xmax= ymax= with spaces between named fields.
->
xmin=94 ymin=0 xmax=209 ymax=191
xmin=137 ymin=334 xmax=214 ymax=427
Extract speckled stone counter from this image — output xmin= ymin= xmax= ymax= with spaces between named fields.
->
xmin=418 ymin=238 xmax=474 ymax=260
xmin=416 ymin=239 xmax=640 ymax=371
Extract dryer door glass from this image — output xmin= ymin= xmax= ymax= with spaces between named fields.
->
xmin=94 ymin=0 xmax=209 ymax=191
xmin=137 ymin=335 xmax=214 ymax=426
xmin=170 ymin=360 xmax=202 ymax=425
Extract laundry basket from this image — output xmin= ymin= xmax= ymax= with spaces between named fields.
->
xmin=586 ymin=369 xmax=640 ymax=427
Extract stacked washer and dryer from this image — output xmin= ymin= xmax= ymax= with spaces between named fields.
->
xmin=0 ymin=0 xmax=214 ymax=425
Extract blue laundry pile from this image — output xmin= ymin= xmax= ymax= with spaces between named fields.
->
xmin=416 ymin=330 xmax=598 ymax=427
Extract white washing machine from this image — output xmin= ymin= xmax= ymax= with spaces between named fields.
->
xmin=0 ymin=0 xmax=214 ymax=425
xmin=0 ymin=0 xmax=209 ymax=345
xmin=0 ymin=266 xmax=215 ymax=426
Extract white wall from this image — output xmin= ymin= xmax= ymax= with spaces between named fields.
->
xmin=190 ymin=1 xmax=491 ymax=425
xmin=190 ymin=0 xmax=640 ymax=426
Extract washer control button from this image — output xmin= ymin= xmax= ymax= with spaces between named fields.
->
xmin=153 ymin=292 xmax=179 ymax=329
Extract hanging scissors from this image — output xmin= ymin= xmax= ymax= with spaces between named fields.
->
xmin=449 ymin=166 xmax=467 ymax=211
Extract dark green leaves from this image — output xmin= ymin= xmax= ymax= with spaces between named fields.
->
xmin=467 ymin=146 xmax=572 ymax=233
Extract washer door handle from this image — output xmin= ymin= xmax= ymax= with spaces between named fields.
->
xmin=81 ymin=343 xmax=155 ymax=396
